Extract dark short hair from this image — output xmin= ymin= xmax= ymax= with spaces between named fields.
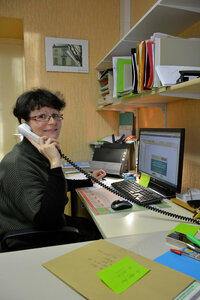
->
xmin=13 ymin=88 xmax=66 ymax=123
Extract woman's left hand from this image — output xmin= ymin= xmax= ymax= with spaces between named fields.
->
xmin=91 ymin=169 xmax=106 ymax=181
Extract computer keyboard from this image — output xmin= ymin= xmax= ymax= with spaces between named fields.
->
xmin=111 ymin=180 xmax=163 ymax=205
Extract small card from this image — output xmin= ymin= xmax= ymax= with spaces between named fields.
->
xmin=168 ymin=223 xmax=200 ymax=236
xmin=97 ymin=256 xmax=150 ymax=294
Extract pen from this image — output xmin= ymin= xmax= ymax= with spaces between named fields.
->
xmin=186 ymin=243 xmax=200 ymax=253
xmin=186 ymin=233 xmax=200 ymax=248
xmin=170 ymin=249 xmax=200 ymax=262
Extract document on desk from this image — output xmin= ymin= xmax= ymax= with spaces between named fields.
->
xmin=77 ymin=184 xmax=170 ymax=215
xmin=77 ymin=184 xmax=140 ymax=215
xmin=43 ymin=239 xmax=195 ymax=300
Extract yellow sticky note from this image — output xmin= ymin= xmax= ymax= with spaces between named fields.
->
xmin=97 ymin=256 xmax=150 ymax=294
xmin=139 ymin=172 xmax=150 ymax=187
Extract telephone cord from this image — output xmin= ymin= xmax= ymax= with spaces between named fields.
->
xmin=60 ymin=152 xmax=200 ymax=225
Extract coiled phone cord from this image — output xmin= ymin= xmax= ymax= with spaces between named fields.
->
xmin=60 ymin=152 xmax=200 ymax=225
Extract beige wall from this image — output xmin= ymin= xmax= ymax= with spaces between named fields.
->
xmin=0 ymin=0 xmax=120 ymax=161
xmin=130 ymin=0 xmax=200 ymax=190
xmin=0 ymin=38 xmax=25 ymax=159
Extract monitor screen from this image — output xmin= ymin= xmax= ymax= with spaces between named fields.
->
xmin=138 ymin=128 xmax=185 ymax=197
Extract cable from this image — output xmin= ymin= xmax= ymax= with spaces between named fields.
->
xmin=60 ymin=151 xmax=200 ymax=225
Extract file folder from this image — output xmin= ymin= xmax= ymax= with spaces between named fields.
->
xmin=43 ymin=239 xmax=195 ymax=300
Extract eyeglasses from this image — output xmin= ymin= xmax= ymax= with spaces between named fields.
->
xmin=29 ymin=113 xmax=64 ymax=122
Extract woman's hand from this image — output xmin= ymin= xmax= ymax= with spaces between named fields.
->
xmin=26 ymin=135 xmax=61 ymax=169
xmin=91 ymin=169 xmax=106 ymax=181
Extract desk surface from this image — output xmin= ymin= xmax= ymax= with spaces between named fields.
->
xmin=0 ymin=231 xmax=172 ymax=300
xmin=76 ymin=179 xmax=196 ymax=239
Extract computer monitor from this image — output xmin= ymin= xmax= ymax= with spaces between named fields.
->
xmin=138 ymin=128 xmax=185 ymax=197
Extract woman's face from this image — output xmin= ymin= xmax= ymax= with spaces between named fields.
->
xmin=24 ymin=106 xmax=62 ymax=139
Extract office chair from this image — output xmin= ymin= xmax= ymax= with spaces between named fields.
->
xmin=0 ymin=226 xmax=82 ymax=252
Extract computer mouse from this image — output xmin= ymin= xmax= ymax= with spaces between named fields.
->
xmin=111 ymin=200 xmax=132 ymax=210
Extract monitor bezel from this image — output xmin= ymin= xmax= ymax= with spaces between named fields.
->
xmin=138 ymin=128 xmax=185 ymax=197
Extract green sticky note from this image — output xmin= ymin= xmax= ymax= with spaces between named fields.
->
xmin=97 ymin=256 xmax=150 ymax=294
xmin=168 ymin=223 xmax=200 ymax=235
xmin=139 ymin=173 xmax=150 ymax=188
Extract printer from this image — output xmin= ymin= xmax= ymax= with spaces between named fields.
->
xmin=90 ymin=143 xmax=130 ymax=176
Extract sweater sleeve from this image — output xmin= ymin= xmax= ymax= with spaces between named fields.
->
xmin=66 ymin=178 xmax=93 ymax=191
xmin=33 ymin=167 xmax=67 ymax=229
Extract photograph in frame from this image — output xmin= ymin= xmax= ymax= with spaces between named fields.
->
xmin=45 ymin=37 xmax=89 ymax=73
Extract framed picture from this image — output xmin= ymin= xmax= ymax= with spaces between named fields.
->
xmin=45 ymin=37 xmax=89 ymax=73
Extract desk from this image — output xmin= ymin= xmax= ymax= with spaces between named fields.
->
xmin=75 ymin=179 xmax=195 ymax=239
xmin=0 ymin=231 xmax=174 ymax=300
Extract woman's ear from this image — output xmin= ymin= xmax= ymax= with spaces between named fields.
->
xmin=20 ymin=119 xmax=26 ymax=124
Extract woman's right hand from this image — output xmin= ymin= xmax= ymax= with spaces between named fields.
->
xmin=26 ymin=135 xmax=61 ymax=168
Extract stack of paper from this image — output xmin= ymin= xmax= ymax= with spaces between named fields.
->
xmin=98 ymin=69 xmax=114 ymax=105
xmin=62 ymin=161 xmax=91 ymax=174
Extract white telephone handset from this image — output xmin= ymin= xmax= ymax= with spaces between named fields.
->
xmin=18 ymin=123 xmax=40 ymax=144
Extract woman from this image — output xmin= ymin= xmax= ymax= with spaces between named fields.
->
xmin=0 ymin=88 xmax=106 ymax=247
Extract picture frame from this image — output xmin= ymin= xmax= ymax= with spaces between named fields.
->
xmin=45 ymin=37 xmax=89 ymax=73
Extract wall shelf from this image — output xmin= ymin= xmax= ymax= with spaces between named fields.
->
xmin=96 ymin=0 xmax=200 ymax=71
xmin=97 ymin=78 xmax=200 ymax=112
xmin=96 ymin=0 xmax=200 ymax=131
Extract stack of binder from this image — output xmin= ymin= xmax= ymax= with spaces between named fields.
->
xmin=98 ymin=69 xmax=114 ymax=105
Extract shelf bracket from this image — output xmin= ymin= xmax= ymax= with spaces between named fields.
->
xmin=160 ymin=103 xmax=167 ymax=128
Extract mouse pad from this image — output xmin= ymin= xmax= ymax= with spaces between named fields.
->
xmin=77 ymin=186 xmax=170 ymax=215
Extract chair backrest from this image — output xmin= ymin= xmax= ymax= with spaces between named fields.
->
xmin=0 ymin=226 xmax=82 ymax=252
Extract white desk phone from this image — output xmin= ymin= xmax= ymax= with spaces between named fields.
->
xmin=17 ymin=123 xmax=200 ymax=224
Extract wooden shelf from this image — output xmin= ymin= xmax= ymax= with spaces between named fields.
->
xmin=97 ymin=78 xmax=200 ymax=112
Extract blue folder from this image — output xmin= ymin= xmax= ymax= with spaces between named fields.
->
xmin=154 ymin=251 xmax=200 ymax=280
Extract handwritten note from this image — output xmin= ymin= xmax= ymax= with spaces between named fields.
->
xmin=98 ymin=256 xmax=150 ymax=294
xmin=139 ymin=173 xmax=150 ymax=188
